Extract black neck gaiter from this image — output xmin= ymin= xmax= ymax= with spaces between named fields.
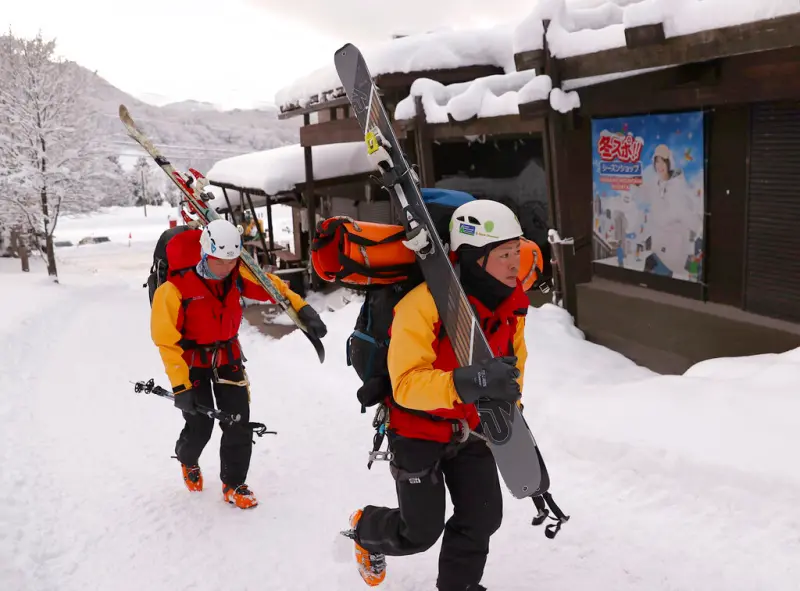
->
xmin=458 ymin=246 xmax=515 ymax=311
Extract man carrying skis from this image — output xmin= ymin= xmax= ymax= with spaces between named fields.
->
xmin=150 ymin=218 xmax=327 ymax=509
xmin=344 ymin=200 xmax=529 ymax=590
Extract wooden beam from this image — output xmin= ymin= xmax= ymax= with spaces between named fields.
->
xmin=574 ymin=46 xmax=800 ymax=116
xmin=514 ymin=49 xmax=545 ymax=73
xmin=300 ymin=117 xmax=408 ymax=147
xmin=209 ymin=180 xmax=267 ymax=198
xmin=558 ymin=13 xmax=800 ymax=80
xmin=209 ymin=186 xmax=298 ymax=212
xmin=426 ymin=114 xmax=544 ymax=141
xmin=624 ymin=23 xmax=666 ymax=48
xmin=518 ymin=99 xmax=551 ymax=120
xmin=278 ymin=95 xmax=350 ymax=120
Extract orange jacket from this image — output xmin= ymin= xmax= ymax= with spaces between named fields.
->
xmin=386 ymin=282 xmax=529 ymax=443
xmin=151 ymin=229 xmax=306 ymax=392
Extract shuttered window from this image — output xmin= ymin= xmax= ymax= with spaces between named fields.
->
xmin=745 ymin=102 xmax=800 ymax=322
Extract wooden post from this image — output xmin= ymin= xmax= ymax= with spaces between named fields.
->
xmin=220 ymin=187 xmax=238 ymax=225
xmin=413 ymin=96 xmax=436 ymax=186
xmin=292 ymin=198 xmax=303 ymax=256
xmin=303 ymin=113 xmax=319 ymax=290
xmin=266 ymin=193 xmax=275 ymax=252
xmin=542 ymin=19 xmax=578 ymax=316
xmin=244 ymin=191 xmax=270 ymax=266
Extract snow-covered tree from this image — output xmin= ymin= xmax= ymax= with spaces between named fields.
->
xmin=99 ymin=156 xmax=137 ymax=207
xmin=0 ymin=32 xmax=109 ymax=280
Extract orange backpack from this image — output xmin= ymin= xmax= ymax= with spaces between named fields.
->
xmin=311 ymin=216 xmax=544 ymax=291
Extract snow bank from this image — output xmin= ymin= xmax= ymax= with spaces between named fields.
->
xmin=275 ymin=25 xmax=518 ymax=111
xmin=394 ymin=71 xmax=552 ymax=123
xmin=206 ymin=142 xmax=375 ymax=206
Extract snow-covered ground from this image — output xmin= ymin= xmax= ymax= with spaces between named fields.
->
xmin=1 ymin=208 xmax=799 ymax=591
xmin=53 ymin=203 xmax=295 ymax=251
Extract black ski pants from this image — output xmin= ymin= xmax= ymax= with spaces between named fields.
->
xmin=174 ymin=364 xmax=252 ymax=487
xmin=356 ymin=433 xmax=503 ymax=591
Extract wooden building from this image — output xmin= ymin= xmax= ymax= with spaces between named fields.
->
xmin=515 ymin=10 xmax=800 ymax=372
xmin=217 ymin=5 xmax=800 ymax=373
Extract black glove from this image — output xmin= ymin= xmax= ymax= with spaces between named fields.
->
xmin=453 ymin=356 xmax=521 ymax=404
xmin=298 ymin=305 xmax=327 ymax=339
xmin=173 ymin=388 xmax=197 ymax=415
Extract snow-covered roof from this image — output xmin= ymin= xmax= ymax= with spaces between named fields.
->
xmin=206 ymin=142 xmax=375 ymax=206
xmin=275 ymin=25 xmax=522 ymax=112
xmin=514 ymin=0 xmax=800 ymax=59
xmin=394 ymin=71 xmax=555 ymax=122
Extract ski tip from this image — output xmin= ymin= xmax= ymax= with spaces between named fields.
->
xmin=334 ymin=42 xmax=356 ymax=56
xmin=119 ymin=104 xmax=129 ymax=119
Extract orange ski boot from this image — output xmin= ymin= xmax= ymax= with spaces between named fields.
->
xmin=181 ymin=464 xmax=203 ymax=492
xmin=341 ymin=509 xmax=386 ymax=587
xmin=222 ymin=483 xmax=259 ymax=509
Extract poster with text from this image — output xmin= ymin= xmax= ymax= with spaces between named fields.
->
xmin=591 ymin=112 xmax=705 ymax=282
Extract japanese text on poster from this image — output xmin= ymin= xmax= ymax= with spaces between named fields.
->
xmin=591 ymin=112 xmax=705 ymax=283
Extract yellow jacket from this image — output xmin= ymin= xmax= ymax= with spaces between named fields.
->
xmin=386 ymin=282 xmax=528 ymax=442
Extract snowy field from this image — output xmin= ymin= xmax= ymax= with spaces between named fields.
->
xmin=1 ymin=207 xmax=799 ymax=591
xmin=52 ymin=203 xmax=295 ymax=248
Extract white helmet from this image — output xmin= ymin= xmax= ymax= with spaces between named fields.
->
xmin=449 ymin=200 xmax=523 ymax=252
xmin=199 ymin=219 xmax=243 ymax=260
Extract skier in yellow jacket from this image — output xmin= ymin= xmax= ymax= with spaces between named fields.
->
xmin=344 ymin=200 xmax=528 ymax=591
xmin=151 ymin=219 xmax=326 ymax=508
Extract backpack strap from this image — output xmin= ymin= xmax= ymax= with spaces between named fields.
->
xmin=334 ymin=256 xmax=413 ymax=283
xmin=531 ymin=492 xmax=570 ymax=539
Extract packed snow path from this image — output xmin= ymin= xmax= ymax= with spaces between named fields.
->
xmin=2 ymin=240 xmax=799 ymax=590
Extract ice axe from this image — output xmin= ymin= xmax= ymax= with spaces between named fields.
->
xmin=132 ymin=378 xmax=276 ymax=438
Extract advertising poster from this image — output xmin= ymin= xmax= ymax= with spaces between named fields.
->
xmin=591 ymin=112 xmax=705 ymax=282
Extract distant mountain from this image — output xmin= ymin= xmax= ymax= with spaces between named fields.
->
xmin=74 ymin=62 xmax=302 ymax=175
xmin=159 ymin=100 xmax=221 ymax=112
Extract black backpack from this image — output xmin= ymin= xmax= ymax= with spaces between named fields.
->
xmin=145 ymin=225 xmax=192 ymax=305
xmin=345 ymin=188 xmax=476 ymax=412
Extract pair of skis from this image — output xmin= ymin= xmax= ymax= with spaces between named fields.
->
xmin=334 ymin=44 xmax=567 ymax=530
xmin=118 ymin=105 xmax=325 ymax=363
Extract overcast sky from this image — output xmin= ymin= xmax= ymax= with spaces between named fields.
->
xmin=3 ymin=0 xmax=595 ymax=109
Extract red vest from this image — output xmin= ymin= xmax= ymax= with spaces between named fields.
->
xmin=388 ymin=284 xmax=530 ymax=443
xmin=166 ymin=229 xmax=245 ymax=369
